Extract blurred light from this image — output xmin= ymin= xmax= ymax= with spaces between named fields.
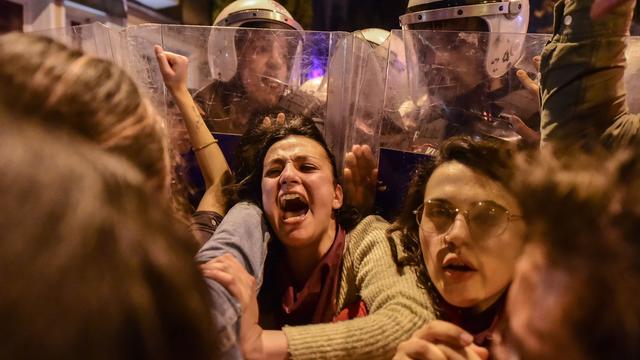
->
xmin=135 ymin=0 xmax=179 ymax=9
xmin=309 ymin=56 xmax=325 ymax=79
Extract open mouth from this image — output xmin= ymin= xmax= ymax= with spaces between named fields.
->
xmin=442 ymin=263 xmax=475 ymax=272
xmin=442 ymin=255 xmax=476 ymax=273
xmin=279 ymin=193 xmax=309 ymax=222
xmin=258 ymin=74 xmax=286 ymax=91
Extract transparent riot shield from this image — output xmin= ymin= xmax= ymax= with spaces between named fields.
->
xmin=122 ymin=25 xmax=349 ymax=204
xmin=321 ymin=31 xmax=399 ymax=213
xmin=377 ymin=30 xmax=549 ymax=217
xmin=32 ymin=22 xmax=125 ymax=65
xmin=381 ymin=30 xmax=550 ymax=155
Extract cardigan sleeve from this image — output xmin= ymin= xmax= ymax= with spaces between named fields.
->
xmin=282 ymin=215 xmax=436 ymax=360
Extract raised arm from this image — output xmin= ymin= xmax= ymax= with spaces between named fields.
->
xmin=155 ymin=45 xmax=231 ymax=214
xmin=539 ymin=0 xmax=640 ymax=149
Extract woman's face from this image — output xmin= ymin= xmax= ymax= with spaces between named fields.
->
xmin=238 ymin=33 xmax=290 ymax=109
xmin=418 ymin=161 xmax=525 ymax=311
xmin=261 ymin=135 xmax=343 ymax=251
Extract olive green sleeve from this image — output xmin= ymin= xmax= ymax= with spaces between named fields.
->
xmin=540 ymin=0 xmax=640 ymax=149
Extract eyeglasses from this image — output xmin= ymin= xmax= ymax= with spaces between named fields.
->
xmin=413 ymin=199 xmax=522 ymax=237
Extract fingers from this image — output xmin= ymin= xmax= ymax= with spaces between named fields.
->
xmin=200 ymin=254 xmax=254 ymax=294
xmin=502 ymin=113 xmax=541 ymax=146
xmin=261 ymin=113 xmax=286 ymax=128
xmin=344 ymin=151 xmax=361 ymax=185
xmin=435 ymin=345 xmax=468 ymax=360
xmin=200 ymin=253 xmax=246 ymax=275
xmin=467 ymin=344 xmax=489 ymax=360
xmin=395 ymin=338 xmax=447 ymax=360
xmin=154 ymin=45 xmax=173 ymax=76
xmin=532 ymin=55 xmax=541 ymax=73
xmin=415 ymin=321 xmax=474 ymax=348
xmin=342 ymin=167 xmax=356 ymax=198
xmin=354 ymin=145 xmax=377 ymax=187
xmin=516 ymin=69 xmax=539 ymax=95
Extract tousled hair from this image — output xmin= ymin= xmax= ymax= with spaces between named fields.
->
xmin=0 ymin=120 xmax=216 ymax=359
xmin=0 ymin=32 xmax=192 ymax=222
xmin=512 ymin=148 xmax=640 ymax=359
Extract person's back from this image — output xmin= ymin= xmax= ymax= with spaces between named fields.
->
xmin=0 ymin=119 xmax=216 ymax=359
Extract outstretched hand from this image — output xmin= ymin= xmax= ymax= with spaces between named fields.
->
xmin=393 ymin=321 xmax=489 ymax=360
xmin=516 ymin=55 xmax=541 ymax=98
xmin=343 ymin=144 xmax=379 ymax=216
xmin=201 ymin=254 xmax=264 ymax=359
xmin=262 ymin=112 xmax=286 ymax=127
xmin=154 ymin=45 xmax=189 ymax=93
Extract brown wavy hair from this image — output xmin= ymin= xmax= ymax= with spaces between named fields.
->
xmin=0 ymin=120 xmax=215 ymax=359
xmin=386 ymin=136 xmax=518 ymax=312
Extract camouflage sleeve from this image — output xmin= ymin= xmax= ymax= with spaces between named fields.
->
xmin=540 ymin=0 xmax=640 ymax=149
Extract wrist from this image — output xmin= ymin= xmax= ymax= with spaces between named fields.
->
xmin=241 ymin=324 xmax=265 ymax=360
xmin=168 ymin=84 xmax=189 ymax=97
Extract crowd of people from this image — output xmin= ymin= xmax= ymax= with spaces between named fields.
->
xmin=1 ymin=0 xmax=639 ymax=359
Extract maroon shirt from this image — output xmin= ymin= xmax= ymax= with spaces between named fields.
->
xmin=441 ymin=292 xmax=507 ymax=348
xmin=260 ymin=226 xmax=349 ymax=328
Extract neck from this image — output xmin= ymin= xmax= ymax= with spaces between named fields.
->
xmin=285 ymin=221 xmax=337 ymax=288
xmin=471 ymin=288 xmax=507 ymax=314
xmin=442 ymin=290 xmax=507 ymax=335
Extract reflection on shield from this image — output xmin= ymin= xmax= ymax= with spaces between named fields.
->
xmin=381 ymin=29 xmax=549 ymax=155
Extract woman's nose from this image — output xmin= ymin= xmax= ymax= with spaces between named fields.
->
xmin=443 ymin=213 xmax=472 ymax=247
xmin=279 ymin=163 xmax=300 ymax=186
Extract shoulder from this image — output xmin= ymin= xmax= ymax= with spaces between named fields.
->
xmin=344 ymin=215 xmax=391 ymax=261
xmin=348 ymin=215 xmax=389 ymax=240
xmin=226 ymin=201 xmax=263 ymax=217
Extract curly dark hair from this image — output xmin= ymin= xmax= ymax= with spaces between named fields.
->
xmin=227 ymin=112 xmax=361 ymax=232
xmin=386 ymin=136 xmax=518 ymax=312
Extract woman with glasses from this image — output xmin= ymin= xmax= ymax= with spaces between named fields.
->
xmin=390 ymin=136 xmax=525 ymax=360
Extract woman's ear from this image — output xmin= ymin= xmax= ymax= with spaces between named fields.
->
xmin=333 ymin=184 xmax=344 ymax=210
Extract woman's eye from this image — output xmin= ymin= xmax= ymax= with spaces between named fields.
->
xmin=264 ymin=168 xmax=282 ymax=177
xmin=299 ymin=164 xmax=317 ymax=172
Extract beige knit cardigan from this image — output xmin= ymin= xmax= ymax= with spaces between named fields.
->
xmin=283 ymin=215 xmax=437 ymax=359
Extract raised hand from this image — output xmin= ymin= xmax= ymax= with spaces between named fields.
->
xmin=516 ymin=55 xmax=541 ymax=98
xmin=154 ymin=45 xmax=189 ymax=93
xmin=343 ymin=144 xmax=379 ymax=216
xmin=393 ymin=320 xmax=489 ymax=360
